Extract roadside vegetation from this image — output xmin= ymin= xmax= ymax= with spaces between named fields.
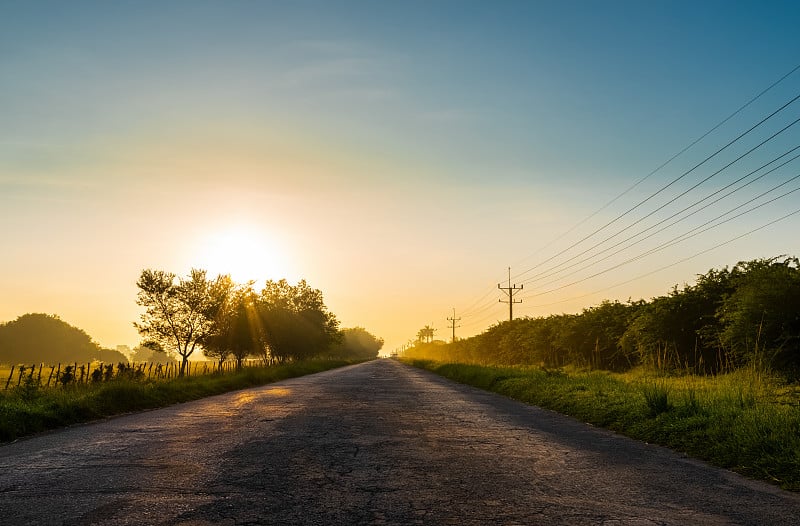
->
xmin=407 ymin=257 xmax=800 ymax=379
xmin=405 ymin=359 xmax=800 ymax=490
xmin=0 ymin=268 xmax=384 ymax=442
xmin=0 ymin=359 xmax=354 ymax=443
xmin=402 ymin=257 xmax=800 ymax=490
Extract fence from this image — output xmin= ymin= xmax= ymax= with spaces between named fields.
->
xmin=2 ymin=358 xmax=266 ymax=390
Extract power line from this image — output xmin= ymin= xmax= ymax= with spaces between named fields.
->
xmin=447 ymin=64 xmax=800 ymax=337
xmin=525 ymin=206 xmax=800 ymax=310
xmin=519 ymin=117 xmax=800 ymax=286
xmin=512 ymin=90 xmax=800 ymax=282
xmin=509 ymin=63 xmax=800 ymax=279
xmin=523 ymin=176 xmax=800 ymax=300
xmin=519 ymin=144 xmax=800 ymax=286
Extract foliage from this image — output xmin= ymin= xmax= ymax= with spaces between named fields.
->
xmin=416 ymin=325 xmax=436 ymax=343
xmin=0 ymin=313 xmax=108 ymax=364
xmin=407 ymin=256 xmax=800 ymax=378
xmin=136 ymin=270 xmax=344 ymax=371
xmin=135 ymin=269 xmax=233 ymax=375
xmin=329 ymin=327 xmax=384 ymax=360
xmin=257 ymin=279 xmax=341 ymax=362
xmin=717 ymin=258 xmax=800 ymax=376
xmin=203 ymin=283 xmax=265 ymax=369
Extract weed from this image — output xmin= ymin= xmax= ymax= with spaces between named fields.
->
xmin=642 ymin=381 xmax=672 ymax=416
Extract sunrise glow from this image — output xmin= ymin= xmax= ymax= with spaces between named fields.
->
xmin=193 ymin=225 xmax=290 ymax=286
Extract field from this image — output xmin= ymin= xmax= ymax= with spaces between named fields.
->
xmin=1 ymin=359 xmax=267 ymax=390
xmin=405 ymin=359 xmax=800 ymax=491
xmin=0 ymin=359 xmax=353 ymax=442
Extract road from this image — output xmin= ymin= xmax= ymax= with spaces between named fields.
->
xmin=1 ymin=359 xmax=799 ymax=525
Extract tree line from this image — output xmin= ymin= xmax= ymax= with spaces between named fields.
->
xmin=405 ymin=257 xmax=800 ymax=379
xmin=135 ymin=269 xmax=383 ymax=375
xmin=0 ymin=271 xmax=383 ymax=371
xmin=0 ymin=314 xmax=129 ymax=365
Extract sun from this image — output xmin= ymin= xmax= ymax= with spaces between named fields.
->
xmin=194 ymin=225 xmax=288 ymax=285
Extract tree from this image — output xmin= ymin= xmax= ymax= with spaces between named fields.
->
xmin=135 ymin=269 xmax=232 ymax=376
xmin=330 ymin=327 xmax=384 ymax=360
xmin=203 ymin=283 xmax=265 ymax=370
xmin=717 ymin=257 xmax=800 ymax=375
xmin=417 ymin=325 xmax=436 ymax=343
xmin=258 ymin=279 xmax=341 ymax=362
xmin=0 ymin=313 xmax=106 ymax=364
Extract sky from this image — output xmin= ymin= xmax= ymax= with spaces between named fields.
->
xmin=2 ymin=1 xmax=800 ymax=355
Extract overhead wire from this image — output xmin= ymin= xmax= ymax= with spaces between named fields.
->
xmin=522 ymin=174 xmax=800 ymax=300
xmin=509 ymin=63 xmax=800 ymax=280
xmin=448 ymin=63 xmax=800 ymax=335
xmin=519 ymin=143 xmax=800 ymax=286
xmin=512 ymin=91 xmax=800 ymax=283
xmin=525 ymin=206 xmax=800 ymax=310
xmin=522 ymin=151 xmax=800 ymax=288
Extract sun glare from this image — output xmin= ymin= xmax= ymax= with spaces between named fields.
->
xmin=194 ymin=225 xmax=288 ymax=285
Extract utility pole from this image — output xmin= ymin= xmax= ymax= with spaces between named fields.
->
xmin=498 ymin=267 xmax=523 ymax=322
xmin=447 ymin=308 xmax=461 ymax=343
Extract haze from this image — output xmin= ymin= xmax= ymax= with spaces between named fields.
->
xmin=2 ymin=1 xmax=799 ymax=353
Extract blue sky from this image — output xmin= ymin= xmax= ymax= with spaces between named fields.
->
xmin=1 ymin=1 xmax=799 ymax=351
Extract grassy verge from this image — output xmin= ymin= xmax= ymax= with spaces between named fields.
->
xmin=404 ymin=359 xmax=800 ymax=491
xmin=0 ymin=360 xmax=353 ymax=443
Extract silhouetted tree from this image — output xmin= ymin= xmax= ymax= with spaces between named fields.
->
xmin=203 ymin=283 xmax=265 ymax=369
xmin=330 ymin=327 xmax=384 ymax=360
xmin=0 ymin=313 xmax=109 ymax=364
xmin=416 ymin=325 xmax=436 ymax=343
xmin=257 ymin=279 xmax=341 ymax=362
xmin=135 ymin=269 xmax=233 ymax=376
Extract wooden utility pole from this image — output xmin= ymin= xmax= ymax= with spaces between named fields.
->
xmin=447 ymin=308 xmax=461 ymax=343
xmin=498 ymin=267 xmax=523 ymax=322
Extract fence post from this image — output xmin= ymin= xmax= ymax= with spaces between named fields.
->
xmin=5 ymin=365 xmax=15 ymax=390
xmin=46 ymin=365 xmax=55 ymax=387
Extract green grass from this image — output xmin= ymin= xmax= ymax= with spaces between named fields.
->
xmin=404 ymin=359 xmax=800 ymax=491
xmin=0 ymin=360 xmax=353 ymax=442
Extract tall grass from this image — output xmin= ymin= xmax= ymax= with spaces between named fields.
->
xmin=0 ymin=360 xmax=353 ymax=442
xmin=405 ymin=359 xmax=800 ymax=491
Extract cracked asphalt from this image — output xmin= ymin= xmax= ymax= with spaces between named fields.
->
xmin=1 ymin=359 xmax=799 ymax=525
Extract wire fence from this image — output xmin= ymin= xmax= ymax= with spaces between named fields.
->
xmin=2 ymin=359 xmax=266 ymax=390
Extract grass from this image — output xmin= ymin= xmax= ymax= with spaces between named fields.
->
xmin=403 ymin=359 xmax=800 ymax=491
xmin=0 ymin=360 xmax=353 ymax=443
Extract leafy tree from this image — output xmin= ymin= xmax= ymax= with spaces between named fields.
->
xmin=718 ymin=257 xmax=800 ymax=375
xmin=204 ymin=283 xmax=265 ymax=369
xmin=95 ymin=348 xmax=130 ymax=365
xmin=258 ymin=279 xmax=341 ymax=362
xmin=330 ymin=327 xmax=384 ymax=360
xmin=0 ymin=313 xmax=104 ymax=364
xmin=135 ymin=269 xmax=232 ymax=376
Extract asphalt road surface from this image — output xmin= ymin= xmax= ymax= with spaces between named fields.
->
xmin=1 ymin=359 xmax=799 ymax=525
